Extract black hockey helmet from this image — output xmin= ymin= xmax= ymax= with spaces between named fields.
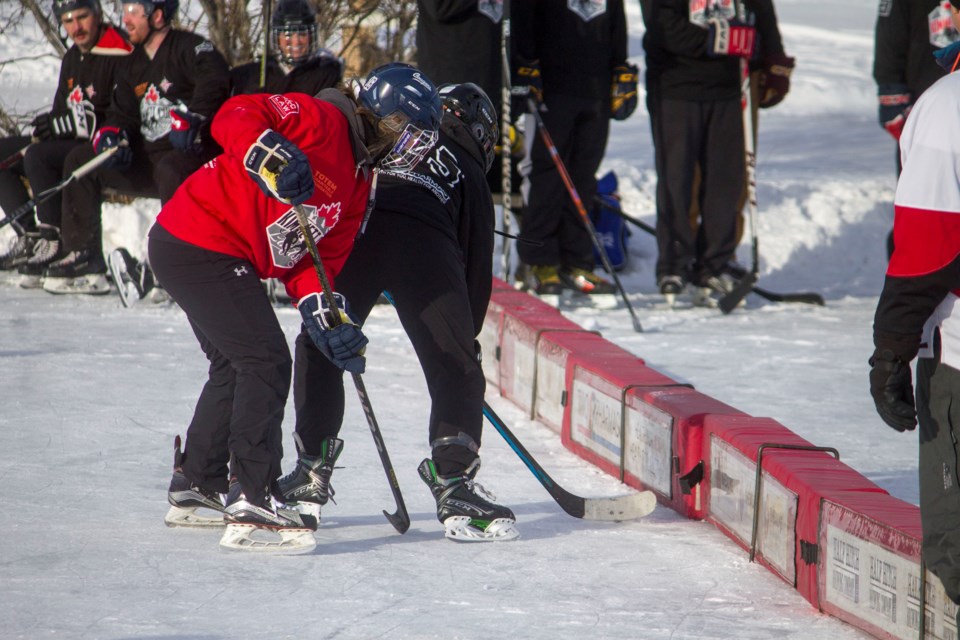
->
xmin=439 ymin=83 xmax=499 ymax=172
xmin=121 ymin=0 xmax=178 ymax=23
xmin=53 ymin=0 xmax=102 ymax=18
xmin=357 ymin=62 xmax=443 ymax=172
xmin=271 ymin=0 xmax=318 ymax=66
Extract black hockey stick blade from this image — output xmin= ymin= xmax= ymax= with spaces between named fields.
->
xmin=718 ymin=270 xmax=757 ymax=314
xmin=482 ymin=401 xmax=656 ymax=521
xmin=751 ymin=285 xmax=825 ymax=306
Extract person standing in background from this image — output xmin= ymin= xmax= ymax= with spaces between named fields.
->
xmin=873 ymin=0 xmax=958 ymax=258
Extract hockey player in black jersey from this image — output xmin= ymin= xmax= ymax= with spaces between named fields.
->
xmin=279 ymin=83 xmax=519 ymax=542
xmin=0 ymin=0 xmax=132 ymax=280
xmin=44 ymin=0 xmax=230 ymax=295
xmin=230 ymin=0 xmax=343 ymax=96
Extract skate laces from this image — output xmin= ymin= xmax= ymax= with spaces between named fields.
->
xmin=464 ymin=477 xmax=497 ymax=502
xmin=29 ymin=238 xmax=58 ymax=263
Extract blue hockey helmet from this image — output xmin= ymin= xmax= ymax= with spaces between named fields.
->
xmin=357 ymin=62 xmax=442 ymax=172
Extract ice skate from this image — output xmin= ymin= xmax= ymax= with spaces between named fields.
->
xmin=277 ymin=435 xmax=342 ymax=523
xmin=418 ymin=458 xmax=519 ymax=542
xmin=219 ymin=481 xmax=316 ymax=554
xmin=0 ymin=229 xmax=38 ymax=270
xmin=17 ymin=224 xmax=61 ymax=289
xmin=163 ymin=435 xmax=226 ymax=527
xmin=42 ymin=249 xmax=111 ymax=295
xmin=108 ymin=247 xmax=155 ymax=308
xmin=657 ymin=274 xmax=685 ymax=307
xmin=691 ymin=273 xmax=740 ymax=309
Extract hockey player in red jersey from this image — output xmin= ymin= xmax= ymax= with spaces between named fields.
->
xmin=148 ymin=63 xmax=442 ymax=553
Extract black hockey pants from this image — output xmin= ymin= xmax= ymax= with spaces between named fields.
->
xmin=293 ymin=213 xmax=486 ymax=475
xmin=148 ymin=224 xmax=290 ymax=506
xmin=648 ymin=95 xmax=743 ymax=282
xmin=518 ymin=94 xmax=609 ymax=270
xmin=0 ymin=136 xmax=34 ymax=231
xmin=917 ymin=332 xmax=960 ymax=605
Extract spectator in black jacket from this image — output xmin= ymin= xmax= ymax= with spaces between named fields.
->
xmin=230 ymin=0 xmax=343 ymax=96
xmin=276 ymin=83 xmax=519 ymax=542
xmin=642 ymin=0 xmax=759 ymax=307
xmin=37 ymin=0 xmax=230 ymax=295
xmin=0 ymin=0 xmax=132 ymax=277
xmin=514 ymin=0 xmax=628 ymax=297
xmin=873 ymin=0 xmax=959 ymax=258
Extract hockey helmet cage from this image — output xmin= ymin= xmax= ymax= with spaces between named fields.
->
xmin=54 ymin=0 xmax=102 ymax=18
xmin=439 ymin=83 xmax=499 ymax=173
xmin=271 ymin=0 xmax=318 ymax=66
xmin=357 ymin=62 xmax=442 ymax=172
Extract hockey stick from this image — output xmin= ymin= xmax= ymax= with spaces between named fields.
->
xmin=527 ymin=98 xmax=643 ymax=332
xmin=0 ymin=142 xmax=31 ymax=171
xmin=0 ymin=146 xmax=117 ymax=230
xmin=482 ymin=401 xmax=657 ymax=520
xmin=260 ymin=0 xmax=271 ymax=88
xmin=292 ymin=204 xmax=410 ymax=534
xmin=718 ymin=0 xmax=760 ymax=314
xmin=603 ymin=200 xmax=825 ymax=306
xmin=499 ymin=0 xmax=514 ymax=281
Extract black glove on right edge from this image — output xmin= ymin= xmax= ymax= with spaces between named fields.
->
xmin=869 ymin=349 xmax=917 ymax=432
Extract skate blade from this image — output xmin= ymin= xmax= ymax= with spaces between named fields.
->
xmin=164 ymin=505 xmax=225 ymax=528
xmin=219 ymin=523 xmax=316 ymax=554
xmin=17 ymin=274 xmax=43 ymax=289
xmin=43 ymin=274 xmax=111 ymax=295
xmin=286 ymin=501 xmax=321 ymax=525
xmin=443 ymin=516 xmax=520 ymax=542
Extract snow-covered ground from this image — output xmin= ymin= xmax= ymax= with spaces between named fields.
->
xmin=0 ymin=0 xmax=904 ymax=638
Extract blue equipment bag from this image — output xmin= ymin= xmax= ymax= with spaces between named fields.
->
xmin=590 ymin=170 xmax=630 ymax=271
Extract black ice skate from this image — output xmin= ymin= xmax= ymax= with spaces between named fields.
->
xmin=277 ymin=436 xmax=342 ymax=523
xmin=418 ymin=458 xmax=519 ymax=542
xmin=219 ymin=481 xmax=316 ymax=554
xmin=164 ymin=435 xmax=226 ymax=528
xmin=107 ymin=247 xmax=155 ymax=308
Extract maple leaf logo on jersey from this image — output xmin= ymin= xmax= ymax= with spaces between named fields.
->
xmin=267 ymin=202 xmax=342 ymax=269
xmin=68 ymin=86 xmax=83 ymax=106
xmin=140 ymin=83 xmax=176 ymax=142
xmin=160 ymin=78 xmax=172 ymax=93
xmin=145 ymin=84 xmax=160 ymax=104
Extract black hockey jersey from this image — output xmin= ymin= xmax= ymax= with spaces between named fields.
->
xmin=52 ymin=24 xmax=132 ymax=140
xmin=415 ymin=0 xmax=504 ymax=117
xmin=873 ymin=0 xmax=959 ymax=98
xmin=105 ymin=29 xmax=230 ymax=154
xmin=514 ymin=0 xmax=628 ymax=101
xmin=230 ymin=52 xmax=343 ymax=96
xmin=374 ymin=116 xmax=494 ymax=332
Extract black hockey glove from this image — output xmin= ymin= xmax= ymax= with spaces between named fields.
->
xmin=244 ymin=129 xmax=314 ymax=205
xmin=512 ymin=58 xmax=543 ymax=113
xmin=31 ymin=109 xmax=76 ymax=141
xmin=610 ymin=63 xmax=639 ymax=121
xmin=169 ymin=107 xmax=205 ymax=154
xmin=869 ymin=349 xmax=917 ymax=432
xmin=92 ymin=126 xmax=133 ymax=171
xmin=299 ymin=292 xmax=368 ymax=374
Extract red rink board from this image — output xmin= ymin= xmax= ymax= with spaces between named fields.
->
xmin=702 ymin=415 xmax=888 ymax=598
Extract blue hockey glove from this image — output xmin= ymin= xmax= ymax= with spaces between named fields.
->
xmin=244 ymin=129 xmax=314 ymax=205
xmin=868 ymin=349 xmax=917 ymax=432
xmin=299 ymin=292 xmax=368 ymax=374
xmin=169 ymin=106 xmax=205 ymax=153
xmin=92 ymin=126 xmax=132 ymax=171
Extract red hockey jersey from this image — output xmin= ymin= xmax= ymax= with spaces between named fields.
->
xmin=156 ymin=92 xmax=373 ymax=300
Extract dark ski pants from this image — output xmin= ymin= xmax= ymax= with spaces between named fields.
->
xmin=518 ymin=94 xmax=609 ymax=270
xmin=293 ymin=213 xmax=486 ymax=475
xmin=0 ymin=135 xmax=34 ymax=232
xmin=917 ymin=335 xmax=960 ymax=605
xmin=148 ymin=224 xmax=290 ymax=506
xmin=648 ymin=95 xmax=743 ymax=282
xmin=61 ymin=144 xmax=211 ymax=256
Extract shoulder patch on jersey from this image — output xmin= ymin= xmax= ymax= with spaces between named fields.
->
xmin=478 ymin=0 xmax=503 ymax=23
xmin=878 ymin=0 xmax=892 ymax=18
xmin=268 ymin=94 xmax=300 ymax=119
xmin=195 ymin=41 xmax=215 ymax=55
xmin=568 ymin=0 xmax=607 ymax=22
